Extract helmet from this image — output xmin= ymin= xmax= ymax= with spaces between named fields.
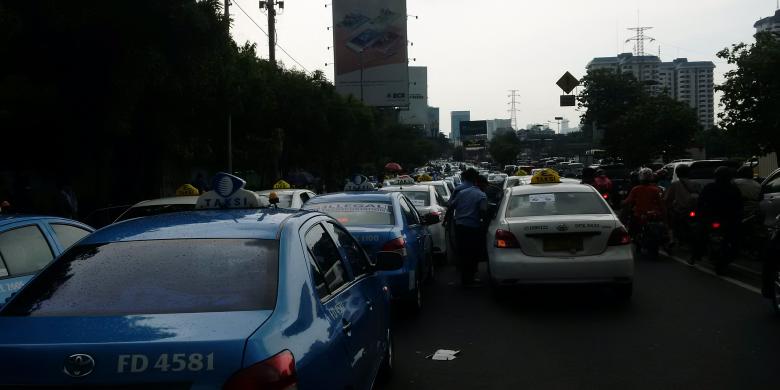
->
xmin=638 ymin=168 xmax=654 ymax=183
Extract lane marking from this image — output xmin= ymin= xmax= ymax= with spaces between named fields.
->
xmin=661 ymin=251 xmax=762 ymax=295
xmin=730 ymin=262 xmax=762 ymax=276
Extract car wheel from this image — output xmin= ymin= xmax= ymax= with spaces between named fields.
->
xmin=377 ymin=328 xmax=394 ymax=382
xmin=615 ymin=283 xmax=633 ymax=301
xmin=772 ymin=270 xmax=780 ymax=316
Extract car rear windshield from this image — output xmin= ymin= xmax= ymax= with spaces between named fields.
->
xmin=258 ymin=194 xmax=293 ymax=208
xmin=116 ymin=204 xmax=196 ymax=222
xmin=432 ymin=185 xmax=448 ymax=199
xmin=402 ymin=191 xmax=431 ymax=207
xmin=1 ymin=239 xmax=278 ymax=317
xmin=506 ymin=192 xmax=610 ymax=217
xmin=689 ymin=161 xmax=740 ymax=180
xmin=307 ymin=202 xmax=395 ymax=226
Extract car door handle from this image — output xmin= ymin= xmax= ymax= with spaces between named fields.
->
xmin=341 ymin=318 xmax=352 ymax=335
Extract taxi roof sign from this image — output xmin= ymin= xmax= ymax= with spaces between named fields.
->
xmin=345 ymin=175 xmax=375 ymax=191
xmin=196 ymin=172 xmax=267 ymax=209
xmin=273 ymin=180 xmax=292 ymax=190
xmin=530 ymin=168 xmax=561 ymax=184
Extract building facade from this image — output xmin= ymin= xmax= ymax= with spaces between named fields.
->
xmin=450 ymin=111 xmax=470 ymax=143
xmin=398 ymin=66 xmax=428 ymax=129
xmin=755 ymin=10 xmax=780 ymax=34
xmin=486 ymin=119 xmax=513 ymax=140
xmin=587 ymin=53 xmax=715 ymax=129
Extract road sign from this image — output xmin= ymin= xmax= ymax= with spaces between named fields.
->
xmin=556 ymin=72 xmax=579 ymax=94
xmin=560 ymin=95 xmax=576 ymax=107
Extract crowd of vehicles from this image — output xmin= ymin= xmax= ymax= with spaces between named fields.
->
xmin=1 ymin=158 xmax=780 ymax=387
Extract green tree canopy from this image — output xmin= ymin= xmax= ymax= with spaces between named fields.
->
xmin=489 ymin=131 xmax=521 ymax=167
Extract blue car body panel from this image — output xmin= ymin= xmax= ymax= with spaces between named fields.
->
xmin=0 ymin=208 xmax=391 ymax=389
xmin=306 ymin=192 xmax=432 ymax=299
xmin=0 ymin=216 xmax=93 ymax=302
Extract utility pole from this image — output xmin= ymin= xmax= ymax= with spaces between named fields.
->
xmin=507 ymin=90 xmax=520 ymax=130
xmin=225 ymin=0 xmax=233 ymax=173
xmin=260 ymin=1 xmax=284 ymax=66
xmin=626 ymin=26 xmax=655 ymax=57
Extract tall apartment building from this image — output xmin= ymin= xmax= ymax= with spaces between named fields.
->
xmin=450 ymin=111 xmax=470 ymax=143
xmin=587 ymin=53 xmax=715 ymax=129
xmin=755 ymin=10 xmax=780 ymax=34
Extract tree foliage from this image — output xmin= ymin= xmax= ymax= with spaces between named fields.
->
xmin=716 ymin=32 xmax=780 ymax=161
xmin=577 ymin=69 xmax=700 ymax=166
xmin=489 ymin=131 xmax=521 ymax=167
xmin=0 ymin=0 xmax=444 ymax=213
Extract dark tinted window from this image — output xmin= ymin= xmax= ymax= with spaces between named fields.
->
xmin=307 ymin=202 xmax=394 ymax=226
xmin=688 ymin=161 xmax=740 ymax=180
xmin=0 ymin=225 xmax=54 ymax=277
xmin=305 ymin=224 xmax=349 ymax=293
xmin=51 ymin=224 xmax=91 ymax=250
xmin=329 ymin=223 xmax=372 ymax=277
xmin=116 ymin=203 xmax=196 ymax=222
xmin=2 ymin=239 xmax=278 ymax=316
xmin=299 ymin=192 xmax=311 ymax=204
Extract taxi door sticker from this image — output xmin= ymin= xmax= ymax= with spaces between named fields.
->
xmin=529 ymin=193 xmax=555 ymax=203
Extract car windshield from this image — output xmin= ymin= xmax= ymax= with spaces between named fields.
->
xmin=506 ymin=192 xmax=610 ymax=217
xmin=307 ymin=202 xmax=395 ymax=226
xmin=431 ymin=185 xmax=448 ymax=199
xmin=115 ymin=203 xmax=196 ymax=222
xmin=401 ymin=191 xmax=431 ymax=207
xmin=1 ymin=239 xmax=279 ymax=316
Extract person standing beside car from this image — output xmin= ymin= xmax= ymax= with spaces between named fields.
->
xmin=444 ymin=168 xmax=487 ymax=287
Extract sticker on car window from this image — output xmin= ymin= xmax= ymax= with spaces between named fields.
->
xmin=411 ymin=199 xmax=426 ymax=207
xmin=529 ymin=193 xmax=555 ymax=203
xmin=312 ymin=203 xmax=391 ymax=214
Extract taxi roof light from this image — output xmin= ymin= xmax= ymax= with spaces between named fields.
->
xmin=530 ymin=168 xmax=561 ymax=185
xmin=195 ymin=172 xmax=269 ymax=210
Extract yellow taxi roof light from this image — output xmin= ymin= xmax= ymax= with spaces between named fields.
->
xmin=530 ymin=168 xmax=561 ymax=184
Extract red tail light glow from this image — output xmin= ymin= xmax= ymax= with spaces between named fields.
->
xmin=711 ymin=222 xmax=721 ymax=229
xmin=382 ymin=237 xmax=407 ymax=256
xmin=608 ymin=227 xmax=631 ymax=246
xmin=495 ymin=229 xmax=520 ymax=248
xmin=689 ymin=211 xmax=696 ymax=218
xmin=224 ymin=350 xmax=297 ymax=390
xmin=602 ymin=193 xmax=609 ymax=199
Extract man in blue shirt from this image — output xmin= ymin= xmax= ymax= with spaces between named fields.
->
xmin=445 ymin=168 xmax=487 ymax=286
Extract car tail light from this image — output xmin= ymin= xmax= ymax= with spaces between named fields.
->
xmin=689 ymin=211 xmax=696 ymax=218
xmin=382 ymin=237 xmax=407 ymax=257
xmin=608 ymin=227 xmax=631 ymax=246
xmin=711 ymin=222 xmax=721 ymax=229
xmin=224 ymin=350 xmax=297 ymax=390
xmin=429 ymin=210 xmax=442 ymax=217
xmin=495 ymin=229 xmax=520 ymax=248
xmin=602 ymin=193 xmax=609 ymax=200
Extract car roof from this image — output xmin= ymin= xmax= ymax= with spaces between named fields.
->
xmin=307 ymin=191 xmax=395 ymax=203
xmin=83 ymin=208 xmax=315 ymax=244
xmin=0 ymin=215 xmax=80 ymax=227
xmin=130 ymin=196 xmax=199 ymax=208
xmin=381 ymin=185 xmax=431 ymax=192
xmin=419 ymin=180 xmax=445 ymax=185
xmin=510 ymin=183 xmax=596 ymax=195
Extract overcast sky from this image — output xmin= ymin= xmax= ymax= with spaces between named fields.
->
xmin=231 ymin=0 xmax=777 ymax=135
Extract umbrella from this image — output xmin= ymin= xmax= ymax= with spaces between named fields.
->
xmin=287 ymin=171 xmax=315 ymax=186
xmin=385 ymin=162 xmax=402 ymax=172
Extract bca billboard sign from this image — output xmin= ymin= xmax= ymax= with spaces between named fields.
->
xmin=331 ymin=0 xmax=409 ymax=107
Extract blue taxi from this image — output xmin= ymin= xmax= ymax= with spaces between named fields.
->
xmin=0 ymin=173 xmax=402 ymax=389
xmin=305 ymin=176 xmax=437 ymax=311
xmin=0 ymin=215 xmax=93 ymax=303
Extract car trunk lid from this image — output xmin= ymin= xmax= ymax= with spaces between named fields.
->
xmin=506 ymin=215 xmax=616 ymax=257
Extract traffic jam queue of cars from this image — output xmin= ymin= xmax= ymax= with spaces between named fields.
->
xmin=0 ymin=173 xmax=402 ymax=389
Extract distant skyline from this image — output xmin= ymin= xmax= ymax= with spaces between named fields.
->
xmin=231 ymin=0 xmax=778 ymax=136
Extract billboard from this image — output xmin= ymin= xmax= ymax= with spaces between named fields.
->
xmin=332 ymin=0 xmax=409 ymax=107
xmin=460 ymin=121 xmax=488 ymax=149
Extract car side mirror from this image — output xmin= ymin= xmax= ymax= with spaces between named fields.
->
xmin=422 ymin=213 xmax=441 ymax=225
xmin=374 ymin=251 xmax=404 ymax=271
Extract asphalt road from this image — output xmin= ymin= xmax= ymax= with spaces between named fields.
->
xmin=380 ymin=256 xmax=780 ymax=390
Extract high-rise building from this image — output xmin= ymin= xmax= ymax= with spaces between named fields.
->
xmin=450 ymin=111 xmax=470 ymax=143
xmin=587 ymin=53 xmax=715 ymax=129
xmin=427 ymin=107 xmax=440 ymax=138
xmin=399 ymin=67 xmax=428 ymax=130
xmin=755 ymin=10 xmax=780 ymax=34
xmin=486 ymin=119 xmax=513 ymax=140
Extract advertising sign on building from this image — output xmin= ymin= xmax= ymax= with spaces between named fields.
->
xmin=331 ymin=0 xmax=409 ymax=107
xmin=460 ymin=120 xmax=488 ymax=149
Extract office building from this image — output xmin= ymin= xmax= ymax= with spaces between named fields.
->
xmin=450 ymin=111 xmax=470 ymax=143
xmin=587 ymin=53 xmax=715 ymax=129
xmin=427 ymin=107 xmax=440 ymax=138
xmin=755 ymin=10 xmax=780 ymax=34
xmin=399 ymin=67 xmax=428 ymax=129
xmin=486 ymin=119 xmax=513 ymax=140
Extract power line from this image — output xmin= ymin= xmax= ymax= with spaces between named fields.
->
xmin=232 ymin=0 xmax=311 ymax=73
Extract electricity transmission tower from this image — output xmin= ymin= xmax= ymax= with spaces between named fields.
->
xmin=507 ymin=90 xmax=521 ymax=130
xmin=626 ymin=26 xmax=655 ymax=56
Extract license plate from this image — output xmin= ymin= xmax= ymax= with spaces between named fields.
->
xmin=543 ymin=235 xmax=584 ymax=252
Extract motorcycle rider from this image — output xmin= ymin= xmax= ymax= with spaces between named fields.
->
xmin=594 ymin=169 xmax=613 ymax=195
xmin=734 ymin=166 xmax=762 ymax=217
xmin=622 ymin=168 xmax=665 ymax=236
xmin=690 ymin=166 xmax=743 ymax=265
xmin=581 ymin=167 xmax=597 ymax=187
xmin=664 ymin=164 xmax=701 ymax=247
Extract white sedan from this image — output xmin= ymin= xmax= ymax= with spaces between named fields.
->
xmin=487 ymin=182 xmax=634 ymax=299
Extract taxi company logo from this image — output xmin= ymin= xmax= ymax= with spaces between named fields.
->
xmin=556 ymin=224 xmax=569 ymax=232
xmin=212 ymin=173 xmax=245 ymax=198
xmin=63 ymin=354 xmax=95 ymax=378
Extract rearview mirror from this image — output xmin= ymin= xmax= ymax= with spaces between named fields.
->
xmin=374 ymin=251 xmax=404 ymax=271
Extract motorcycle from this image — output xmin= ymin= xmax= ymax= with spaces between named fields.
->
xmin=762 ymin=215 xmax=780 ymax=314
xmin=633 ymin=211 xmax=668 ymax=260
xmin=707 ymin=220 xmax=737 ymax=275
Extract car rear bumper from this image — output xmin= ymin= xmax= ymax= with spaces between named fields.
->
xmin=488 ymin=245 xmax=634 ymax=285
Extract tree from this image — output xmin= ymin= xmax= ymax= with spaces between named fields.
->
xmin=489 ymin=131 xmax=521 ymax=166
xmin=578 ymin=69 xmax=645 ymax=141
xmin=717 ymin=32 xmax=780 ymax=165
